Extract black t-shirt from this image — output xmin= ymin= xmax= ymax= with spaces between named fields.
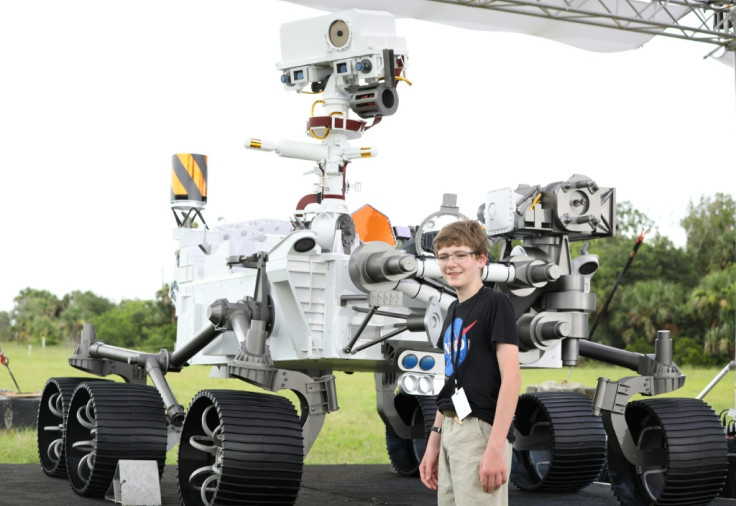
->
xmin=435 ymin=286 xmax=519 ymax=440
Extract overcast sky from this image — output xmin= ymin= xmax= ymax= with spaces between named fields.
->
xmin=0 ymin=0 xmax=733 ymax=313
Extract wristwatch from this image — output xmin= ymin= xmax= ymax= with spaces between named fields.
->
xmin=430 ymin=426 xmax=442 ymax=434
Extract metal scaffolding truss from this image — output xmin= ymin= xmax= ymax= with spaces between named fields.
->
xmin=430 ymin=0 xmax=736 ymax=51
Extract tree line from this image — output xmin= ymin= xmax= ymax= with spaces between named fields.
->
xmin=0 ymin=285 xmax=176 ymax=352
xmin=0 ymin=194 xmax=733 ymax=365
xmin=586 ymin=193 xmax=734 ymax=366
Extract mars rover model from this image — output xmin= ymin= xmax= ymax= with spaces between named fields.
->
xmin=37 ymin=9 xmax=727 ymax=505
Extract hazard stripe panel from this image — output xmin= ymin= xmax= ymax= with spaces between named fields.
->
xmin=171 ymin=153 xmax=208 ymax=202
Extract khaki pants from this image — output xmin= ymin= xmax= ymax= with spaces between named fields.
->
xmin=438 ymin=415 xmax=513 ymax=506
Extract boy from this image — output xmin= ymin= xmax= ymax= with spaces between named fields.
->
xmin=419 ymin=219 xmax=521 ymax=505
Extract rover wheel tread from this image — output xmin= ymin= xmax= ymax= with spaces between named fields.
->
xmin=385 ymin=394 xmax=437 ymax=477
xmin=64 ymin=382 xmax=167 ymax=497
xmin=511 ymin=391 xmax=606 ymax=492
xmin=37 ymin=377 xmax=101 ymax=478
xmin=178 ymin=389 xmax=304 ymax=505
xmin=608 ymin=397 xmax=727 ymax=506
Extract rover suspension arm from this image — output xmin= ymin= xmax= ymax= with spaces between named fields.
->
xmin=69 ymin=324 xmax=192 ymax=427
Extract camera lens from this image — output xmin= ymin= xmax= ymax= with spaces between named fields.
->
xmin=329 ymin=20 xmax=350 ymax=48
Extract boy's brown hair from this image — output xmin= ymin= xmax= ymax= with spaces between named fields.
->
xmin=433 ymin=219 xmax=487 ymax=256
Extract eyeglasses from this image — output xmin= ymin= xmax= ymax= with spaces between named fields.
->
xmin=436 ymin=251 xmax=477 ymax=264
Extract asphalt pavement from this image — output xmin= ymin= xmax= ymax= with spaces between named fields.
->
xmin=4 ymin=463 xmax=736 ymax=505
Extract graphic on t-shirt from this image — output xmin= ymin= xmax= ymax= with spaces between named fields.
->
xmin=443 ymin=318 xmax=477 ymax=376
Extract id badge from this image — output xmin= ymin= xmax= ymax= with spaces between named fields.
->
xmin=451 ymin=387 xmax=472 ymax=421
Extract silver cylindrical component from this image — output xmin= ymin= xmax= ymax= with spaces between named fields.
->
xmin=365 ymin=251 xmax=416 ymax=281
xmin=541 ymin=321 xmax=571 ymax=340
xmin=530 ymin=263 xmax=561 ymax=283
xmin=88 ymin=342 xmax=141 ymax=363
xmin=511 ymin=260 xmax=559 ymax=291
xmin=396 ymin=279 xmax=454 ymax=313
xmin=561 ymin=338 xmax=580 ymax=366
xmin=274 ymin=140 xmax=329 ymax=161
xmin=544 ymin=292 xmax=597 ymax=312
xmin=386 ymin=255 xmax=417 ymax=275
xmin=516 ymin=316 xmax=535 ymax=352
xmin=517 ymin=313 xmax=569 ymax=352
xmin=592 ymin=377 xmax=610 ymax=416
xmin=349 ymin=242 xmax=418 ymax=291
xmin=415 ymin=259 xmax=515 ymax=283
xmin=555 ymin=275 xmax=586 ymax=291
xmin=405 ymin=313 xmax=425 ymax=332
xmin=482 ymin=263 xmax=516 ymax=283
xmin=144 ymin=356 xmax=185 ymax=426
xmin=169 ymin=323 xmax=220 ymax=369
xmin=246 ymin=138 xmax=328 ymax=162
xmin=655 ymin=330 xmax=672 ymax=366
xmin=579 ymin=340 xmax=641 ymax=371
xmin=416 ymin=258 xmax=443 ymax=279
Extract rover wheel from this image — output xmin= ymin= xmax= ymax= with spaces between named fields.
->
xmin=512 ymin=391 xmax=606 ymax=492
xmin=64 ymin=382 xmax=167 ymax=497
xmin=37 ymin=377 xmax=102 ymax=478
xmin=177 ymin=389 xmax=304 ymax=505
xmin=385 ymin=393 xmax=437 ymax=477
xmin=607 ymin=398 xmax=727 ymax=506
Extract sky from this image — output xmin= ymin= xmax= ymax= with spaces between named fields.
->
xmin=0 ymin=0 xmax=734 ymax=313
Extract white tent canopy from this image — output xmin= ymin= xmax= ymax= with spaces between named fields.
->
xmin=286 ymin=0 xmax=735 ymax=64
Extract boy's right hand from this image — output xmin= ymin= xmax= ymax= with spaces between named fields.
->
xmin=419 ymin=433 xmax=441 ymax=490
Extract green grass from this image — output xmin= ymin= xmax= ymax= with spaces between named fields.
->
xmin=1 ymin=342 xmax=735 ymax=466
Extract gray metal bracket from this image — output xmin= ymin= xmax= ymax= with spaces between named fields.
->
xmin=594 ymin=375 xmax=666 ymax=466
xmin=592 ymin=375 xmax=651 ymax=416
xmin=69 ymin=324 xmax=147 ymax=384
xmin=593 ymin=376 xmax=685 ymax=466
xmin=278 ymin=370 xmax=339 ymax=456
xmin=68 ymin=356 xmax=147 ymax=385
xmin=227 ymin=344 xmax=279 ymax=390
xmin=592 ymin=331 xmax=686 ymax=467
xmin=228 ymin=355 xmax=338 ymax=456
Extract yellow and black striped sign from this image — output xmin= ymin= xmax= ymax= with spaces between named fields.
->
xmin=171 ymin=153 xmax=208 ymax=203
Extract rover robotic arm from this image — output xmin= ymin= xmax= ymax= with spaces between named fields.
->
xmin=246 ymin=10 xmax=408 ymax=251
